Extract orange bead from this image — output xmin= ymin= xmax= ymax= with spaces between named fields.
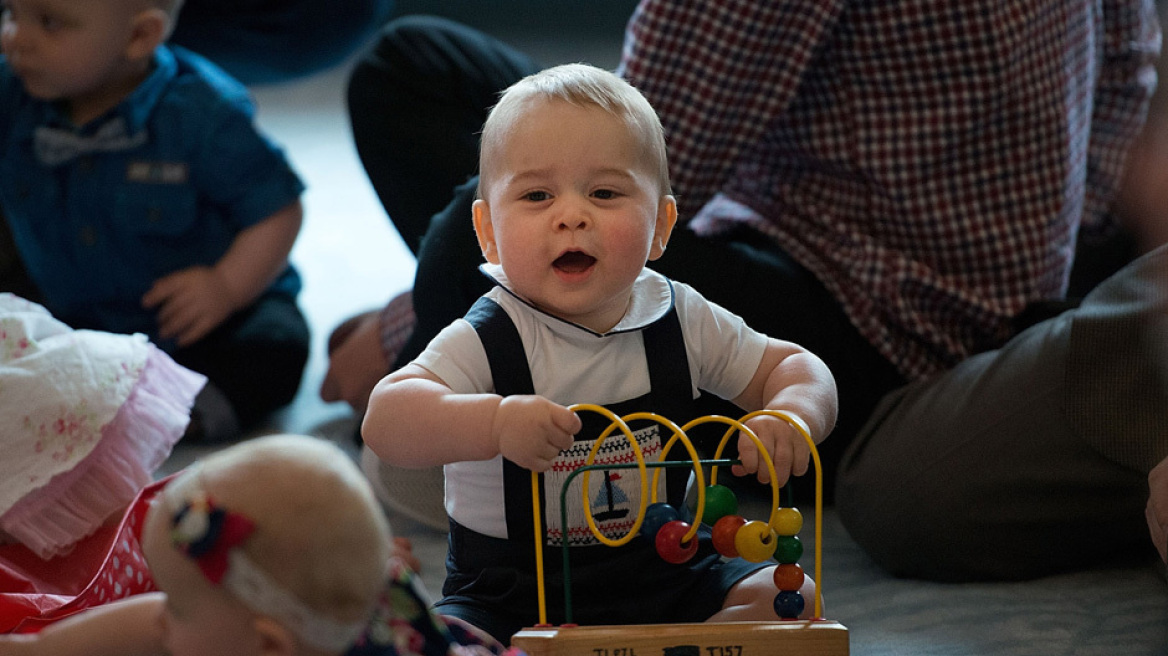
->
xmin=773 ymin=563 xmax=805 ymax=591
xmin=712 ymin=515 xmax=747 ymax=558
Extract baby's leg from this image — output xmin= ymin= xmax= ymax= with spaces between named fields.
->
xmin=711 ymin=565 xmax=818 ymax=621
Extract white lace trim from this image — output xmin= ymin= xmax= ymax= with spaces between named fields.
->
xmin=224 ymin=550 xmax=366 ymax=651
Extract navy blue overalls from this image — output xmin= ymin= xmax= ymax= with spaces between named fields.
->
xmin=433 ymin=295 xmax=766 ymax=644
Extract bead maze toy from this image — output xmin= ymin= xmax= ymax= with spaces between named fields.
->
xmin=510 ymin=405 xmax=849 ymax=656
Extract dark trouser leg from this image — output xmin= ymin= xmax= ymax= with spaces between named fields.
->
xmin=0 ymin=209 xmax=42 ymax=303
xmin=171 ymin=291 xmax=310 ymax=430
xmin=837 ymin=245 xmax=1168 ymax=580
xmin=393 ymin=179 xmax=493 ymax=368
xmin=347 ymin=15 xmax=540 ymax=255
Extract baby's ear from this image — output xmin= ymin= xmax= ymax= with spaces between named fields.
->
xmin=473 ymin=199 xmax=501 ymax=264
xmin=253 ymin=616 xmax=296 ymax=656
xmin=125 ymin=8 xmax=169 ymax=61
xmin=648 ymin=195 xmax=677 ymax=261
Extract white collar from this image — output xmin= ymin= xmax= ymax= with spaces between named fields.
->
xmin=479 ymin=263 xmax=674 ymax=337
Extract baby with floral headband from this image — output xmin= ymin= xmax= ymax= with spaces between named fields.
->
xmin=0 ymin=434 xmax=515 ymax=656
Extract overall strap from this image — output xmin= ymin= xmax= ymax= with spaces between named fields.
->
xmin=465 ymin=296 xmax=540 ymax=542
xmin=465 ymin=296 xmax=534 ymax=397
xmin=640 ymin=302 xmax=694 ymax=421
xmin=637 ymin=305 xmax=697 ymax=504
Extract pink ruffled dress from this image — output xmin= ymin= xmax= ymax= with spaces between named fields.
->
xmin=0 ymin=294 xmax=206 ymax=560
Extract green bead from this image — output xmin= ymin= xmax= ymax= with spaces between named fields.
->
xmin=702 ymin=484 xmax=738 ymax=525
xmin=774 ymin=535 xmax=804 ymax=564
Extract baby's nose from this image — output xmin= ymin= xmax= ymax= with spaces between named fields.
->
xmin=557 ymin=207 xmax=590 ymax=230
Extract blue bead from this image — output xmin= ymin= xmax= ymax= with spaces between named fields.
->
xmin=641 ymin=502 xmax=680 ymax=542
xmin=773 ymin=591 xmax=805 ymax=619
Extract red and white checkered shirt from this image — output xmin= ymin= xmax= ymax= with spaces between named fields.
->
xmin=619 ymin=0 xmax=1160 ymax=380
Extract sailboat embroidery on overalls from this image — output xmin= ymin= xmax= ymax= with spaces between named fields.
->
xmin=465 ymin=291 xmax=696 ymax=549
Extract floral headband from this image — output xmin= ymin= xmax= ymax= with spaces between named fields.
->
xmin=169 ymin=489 xmax=368 ymax=651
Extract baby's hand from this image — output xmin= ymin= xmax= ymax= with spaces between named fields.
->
xmin=492 ymin=395 xmax=581 ymax=472
xmin=142 ymin=266 xmax=236 ymax=346
xmin=733 ymin=413 xmax=810 ymax=486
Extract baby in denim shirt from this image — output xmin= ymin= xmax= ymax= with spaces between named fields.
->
xmin=0 ymin=0 xmax=309 ymax=439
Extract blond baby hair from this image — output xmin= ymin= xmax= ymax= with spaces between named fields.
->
xmin=478 ymin=63 xmax=672 ymax=198
xmin=158 ymin=434 xmax=391 ymax=626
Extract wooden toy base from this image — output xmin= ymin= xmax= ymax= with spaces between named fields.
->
xmin=511 ymin=620 xmax=849 ymax=656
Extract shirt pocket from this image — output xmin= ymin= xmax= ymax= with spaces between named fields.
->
xmin=116 ymin=182 xmax=199 ymax=244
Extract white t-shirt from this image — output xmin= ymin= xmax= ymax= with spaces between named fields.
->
xmin=413 ymin=264 xmax=769 ymax=538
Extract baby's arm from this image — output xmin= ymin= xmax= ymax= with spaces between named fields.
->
xmin=363 ymin=364 xmax=581 ymax=472
xmin=0 ymin=592 xmax=166 ymax=656
xmin=142 ymin=199 xmax=303 ymax=347
xmin=730 ymin=339 xmax=838 ymax=485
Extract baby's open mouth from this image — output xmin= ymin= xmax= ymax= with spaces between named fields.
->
xmin=553 ymin=251 xmax=597 ymax=273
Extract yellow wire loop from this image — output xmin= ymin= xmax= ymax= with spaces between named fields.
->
xmin=530 ymin=470 xmax=546 ymax=625
xmin=684 ymin=415 xmax=781 ymax=526
xmin=529 ymin=406 xmax=827 ymax=623
xmin=573 ymin=404 xmax=649 ymax=548
xmin=620 ymin=412 xmax=704 ymax=543
xmin=738 ymin=409 xmax=823 ymax=619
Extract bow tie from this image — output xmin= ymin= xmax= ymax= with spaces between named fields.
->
xmin=33 ymin=117 xmax=148 ymax=167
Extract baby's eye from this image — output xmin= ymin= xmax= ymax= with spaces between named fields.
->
xmin=591 ymin=189 xmax=619 ymax=200
xmin=523 ymin=190 xmax=550 ymax=202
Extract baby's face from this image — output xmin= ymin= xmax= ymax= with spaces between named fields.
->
xmin=475 ymin=98 xmax=675 ymax=333
xmin=142 ymin=499 xmax=263 ymax=656
xmin=1 ymin=0 xmax=145 ymax=105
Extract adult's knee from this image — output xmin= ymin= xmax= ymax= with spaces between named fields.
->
xmin=348 ymin=16 xmax=481 ymax=144
xmin=349 ymin=14 xmax=535 ymax=118
xmin=350 ymin=15 xmax=487 ymax=93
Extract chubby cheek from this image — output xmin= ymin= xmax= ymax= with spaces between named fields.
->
xmin=494 ymin=225 xmax=544 ymax=263
xmin=603 ymin=219 xmax=655 ymax=260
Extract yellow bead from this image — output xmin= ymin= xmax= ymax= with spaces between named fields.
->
xmin=772 ymin=507 xmax=803 ymax=536
xmin=734 ymin=520 xmax=778 ymax=563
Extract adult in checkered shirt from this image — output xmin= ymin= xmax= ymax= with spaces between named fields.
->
xmin=327 ymin=0 xmax=1168 ymax=581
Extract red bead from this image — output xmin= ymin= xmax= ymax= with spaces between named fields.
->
xmin=712 ymin=515 xmax=746 ymax=558
xmin=641 ymin=502 xmax=680 ymax=543
xmin=773 ymin=563 xmax=805 ymax=591
xmin=702 ymin=484 xmax=738 ymax=525
xmin=655 ymin=520 xmax=699 ymax=564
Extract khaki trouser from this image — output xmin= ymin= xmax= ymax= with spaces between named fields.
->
xmin=838 ymin=245 xmax=1168 ymax=581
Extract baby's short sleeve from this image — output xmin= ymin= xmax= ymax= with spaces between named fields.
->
xmin=411 ymin=319 xmax=494 ymax=394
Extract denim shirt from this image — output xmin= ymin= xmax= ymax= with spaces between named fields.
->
xmin=0 ymin=45 xmax=303 ymax=344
